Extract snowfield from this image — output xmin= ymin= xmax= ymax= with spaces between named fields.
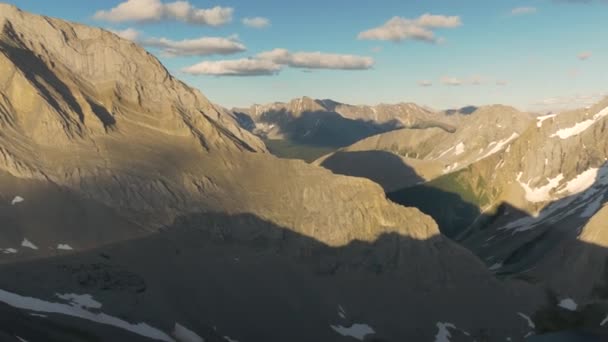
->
xmin=551 ymin=106 xmax=608 ymax=139
xmin=11 ymin=196 xmax=24 ymax=205
xmin=0 ymin=288 xmax=175 ymax=341
xmin=56 ymin=293 xmax=102 ymax=309
xmin=536 ymin=114 xmax=556 ymax=128
xmin=330 ymin=323 xmax=375 ymax=340
xmin=517 ymin=172 xmax=564 ymax=203
xmin=558 ymin=298 xmax=578 ymax=311
xmin=173 ymin=323 xmax=204 ymax=342
xmin=20 ymin=239 xmax=38 ymax=250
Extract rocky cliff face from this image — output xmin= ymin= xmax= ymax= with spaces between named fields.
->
xmin=317 ymin=104 xmax=532 ymax=191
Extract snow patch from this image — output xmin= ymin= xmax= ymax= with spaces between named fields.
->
xmin=551 ymin=106 xmax=608 ymax=139
xmin=558 ymin=298 xmax=578 ymax=311
xmin=558 ymin=168 xmax=598 ymax=195
xmin=20 ymin=239 xmax=38 ymax=250
xmin=338 ymin=305 xmax=346 ymax=319
xmin=331 ymin=323 xmax=375 ymax=341
xmin=57 ymin=244 xmax=73 ymax=251
xmin=0 ymin=288 xmax=174 ymax=341
xmin=601 ymin=315 xmax=608 ymax=326
xmin=489 ymin=263 xmax=503 ymax=271
xmin=454 ymin=142 xmax=465 ymax=156
xmin=56 ymin=293 xmax=102 ymax=309
xmin=1 ymin=248 xmax=17 ymax=254
xmin=517 ymin=173 xmax=564 ymax=203
xmin=434 ymin=322 xmax=456 ymax=342
xmin=536 ymin=114 xmax=556 ymax=127
xmin=223 ymin=336 xmax=239 ymax=342
xmin=173 ymin=323 xmax=204 ymax=342
xmin=11 ymin=196 xmax=24 ymax=205
xmin=436 ymin=146 xmax=455 ymax=159
xmin=517 ymin=312 xmax=535 ymax=328
xmin=479 ymin=133 xmax=519 ymax=160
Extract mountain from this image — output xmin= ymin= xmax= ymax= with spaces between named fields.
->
xmin=316 ymin=105 xmax=532 ymax=192
xmin=388 ymin=98 xmax=608 ymax=332
xmin=231 ymin=97 xmax=456 ymax=162
xmin=0 ymin=4 xmax=542 ymax=341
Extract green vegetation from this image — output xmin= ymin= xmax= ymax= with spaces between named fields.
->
xmin=263 ymin=138 xmax=337 ymax=163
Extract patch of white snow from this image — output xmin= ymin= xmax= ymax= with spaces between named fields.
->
xmin=434 ymin=322 xmax=456 ymax=342
xmin=518 ymin=173 xmax=564 ymax=203
xmin=11 ymin=196 xmax=24 ymax=205
xmin=536 ymin=114 xmax=556 ymax=128
xmin=56 ymin=293 xmax=102 ymax=309
xmin=0 ymin=288 xmax=174 ymax=341
xmin=331 ymin=323 xmax=375 ymax=341
xmin=517 ymin=312 xmax=535 ymax=328
xmin=558 ymin=298 xmax=578 ymax=311
xmin=57 ymin=244 xmax=73 ymax=251
xmin=20 ymin=239 xmax=38 ymax=250
xmin=173 ymin=323 xmax=204 ymax=342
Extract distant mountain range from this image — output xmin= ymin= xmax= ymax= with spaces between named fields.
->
xmin=230 ymin=97 xmax=461 ymax=161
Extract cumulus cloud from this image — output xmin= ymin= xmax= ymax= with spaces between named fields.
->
xmin=358 ymin=13 xmax=461 ymax=43
xmin=242 ymin=17 xmax=270 ymax=28
xmin=94 ymin=0 xmax=233 ymax=26
xmin=440 ymin=76 xmax=462 ymax=86
xmin=109 ymin=28 xmax=141 ymax=41
xmin=511 ymin=7 xmax=537 ymax=15
xmin=182 ymin=58 xmax=281 ymax=76
xmin=417 ymin=80 xmax=433 ymax=87
xmin=257 ymin=48 xmax=374 ymax=70
xmin=143 ymin=35 xmax=246 ymax=56
xmin=578 ymin=51 xmax=592 ymax=60
xmin=182 ymin=49 xmax=375 ymax=76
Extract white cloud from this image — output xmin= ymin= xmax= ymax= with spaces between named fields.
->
xmin=109 ymin=28 xmax=140 ymax=41
xmin=578 ymin=51 xmax=592 ymax=60
xmin=242 ymin=17 xmax=270 ymax=28
xmin=532 ymin=92 xmax=608 ymax=111
xmin=144 ymin=35 xmax=246 ymax=56
xmin=417 ymin=80 xmax=433 ymax=87
xmin=358 ymin=13 xmax=461 ymax=43
xmin=94 ymin=0 xmax=233 ymax=26
xmin=182 ymin=58 xmax=282 ymax=76
xmin=440 ymin=76 xmax=462 ymax=86
xmin=511 ymin=7 xmax=537 ymax=15
xmin=183 ymin=48 xmax=375 ymax=76
xmin=496 ymin=80 xmax=508 ymax=86
xmin=371 ymin=46 xmax=383 ymax=53
xmin=257 ymin=48 xmax=374 ymax=70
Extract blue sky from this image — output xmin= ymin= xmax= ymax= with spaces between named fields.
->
xmin=5 ymin=0 xmax=607 ymax=111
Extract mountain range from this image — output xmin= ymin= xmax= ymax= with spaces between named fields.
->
xmin=0 ymin=3 xmax=607 ymax=342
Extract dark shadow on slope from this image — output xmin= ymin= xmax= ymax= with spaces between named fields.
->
xmin=445 ymin=106 xmax=478 ymax=116
xmin=255 ymin=109 xmax=402 ymax=148
xmin=0 ymin=22 xmax=85 ymax=127
xmin=86 ymin=98 xmax=116 ymax=129
xmin=0 ymin=210 xmax=540 ymax=342
xmin=231 ymin=111 xmax=256 ymax=131
xmin=320 ymin=150 xmax=425 ymax=192
xmin=387 ymin=162 xmax=608 ymax=269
